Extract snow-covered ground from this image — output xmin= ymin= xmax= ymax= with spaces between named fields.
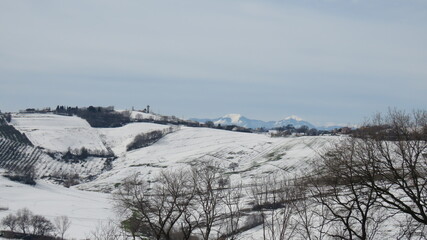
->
xmin=0 ymin=172 xmax=115 ymax=239
xmin=97 ymin=122 xmax=172 ymax=156
xmin=79 ymin=127 xmax=334 ymax=192
xmin=1 ymin=114 xmax=339 ymax=239
xmin=11 ymin=113 xmax=108 ymax=154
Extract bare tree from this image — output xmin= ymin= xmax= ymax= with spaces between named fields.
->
xmin=114 ymin=174 xmax=153 ymax=239
xmin=315 ymin=109 xmax=427 ymax=237
xmin=178 ymin=203 xmax=200 ymax=240
xmin=1 ymin=213 xmax=17 ymax=232
xmin=397 ymin=215 xmax=427 ymax=240
xmin=90 ymin=220 xmax=123 ymax=240
xmin=354 ymin=110 xmax=427 ymax=225
xmin=249 ymin=176 xmax=269 ymax=240
xmin=291 ymin=178 xmax=330 ymax=240
xmin=16 ymin=208 xmax=32 ymax=234
xmin=220 ymin=181 xmax=243 ymax=240
xmin=31 ymin=215 xmax=54 ymax=236
xmin=115 ymin=169 xmax=196 ymax=240
xmin=250 ymin=175 xmax=298 ymax=240
xmin=192 ymin=162 xmax=224 ymax=240
xmin=155 ymin=170 xmax=196 ymax=240
xmin=54 ymin=215 xmax=72 ymax=240
xmin=267 ymin=177 xmax=298 ymax=240
xmin=309 ymin=139 xmax=389 ymax=240
xmin=2 ymin=209 xmax=55 ymax=237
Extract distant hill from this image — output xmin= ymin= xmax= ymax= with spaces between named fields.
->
xmin=191 ymin=114 xmax=318 ymax=129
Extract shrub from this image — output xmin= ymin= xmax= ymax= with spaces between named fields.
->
xmin=126 ymin=128 xmax=174 ymax=151
xmin=3 ymin=167 xmax=36 ymax=186
xmin=245 ymin=213 xmax=264 ymax=228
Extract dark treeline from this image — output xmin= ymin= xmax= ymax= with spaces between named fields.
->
xmin=126 ymin=128 xmax=175 ymax=152
xmin=268 ymin=124 xmax=349 ymax=137
xmin=55 ymin=105 xmax=131 ymax=128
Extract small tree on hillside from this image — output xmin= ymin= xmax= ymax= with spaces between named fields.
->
xmin=221 ymin=181 xmax=243 ymax=240
xmin=31 ymin=215 xmax=54 ymax=236
xmin=309 ymin=143 xmax=388 ymax=239
xmin=205 ymin=121 xmax=215 ymax=128
xmin=16 ymin=208 xmax=32 ymax=234
xmin=1 ymin=213 xmax=17 ymax=232
xmin=54 ymin=215 xmax=72 ymax=240
xmin=115 ymin=170 xmax=196 ymax=240
xmin=90 ymin=220 xmax=123 ymax=240
xmin=250 ymin=175 xmax=299 ymax=240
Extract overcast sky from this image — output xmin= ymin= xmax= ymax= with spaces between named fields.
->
xmin=1 ymin=0 xmax=426 ymax=126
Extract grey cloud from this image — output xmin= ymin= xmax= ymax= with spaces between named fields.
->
xmin=0 ymin=0 xmax=426 ymax=124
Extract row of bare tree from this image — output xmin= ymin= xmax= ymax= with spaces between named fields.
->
xmin=1 ymin=208 xmax=71 ymax=239
xmin=114 ymin=162 xmax=233 ymax=240
xmin=113 ymin=167 xmax=329 ymax=240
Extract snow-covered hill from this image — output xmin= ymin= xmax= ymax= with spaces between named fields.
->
xmin=11 ymin=113 xmax=108 ymax=154
xmin=1 ymin=113 xmax=340 ymax=239
xmin=78 ymin=127 xmax=334 ymax=192
xmin=7 ymin=113 xmax=333 ymax=191
xmin=191 ymin=114 xmax=317 ymax=129
xmin=3 ymin=112 xmax=336 ymax=194
xmin=2 ymin=113 xmax=177 ymax=181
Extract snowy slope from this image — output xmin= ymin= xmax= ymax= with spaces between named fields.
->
xmin=7 ymin=114 xmax=179 ymax=181
xmin=0 ymin=137 xmax=110 ymax=184
xmin=11 ymin=113 xmax=108 ymax=154
xmin=0 ymin=172 xmax=114 ymax=239
xmin=97 ymin=122 xmax=172 ymax=155
xmin=79 ymin=127 xmax=335 ymax=192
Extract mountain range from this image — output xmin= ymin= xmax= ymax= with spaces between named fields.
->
xmin=190 ymin=114 xmax=343 ymax=130
xmin=191 ymin=114 xmax=342 ymax=130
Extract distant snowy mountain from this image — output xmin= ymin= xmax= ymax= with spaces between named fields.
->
xmin=214 ymin=114 xmax=276 ymax=129
xmin=191 ymin=114 xmax=317 ymax=129
xmin=274 ymin=115 xmax=316 ymax=129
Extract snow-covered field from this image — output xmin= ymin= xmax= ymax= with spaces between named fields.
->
xmin=0 ymin=172 xmax=115 ymax=239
